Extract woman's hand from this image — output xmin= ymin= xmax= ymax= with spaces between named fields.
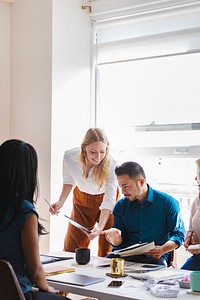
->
xmin=34 ymin=285 xmax=62 ymax=294
xmin=49 ymin=200 xmax=63 ymax=215
xmin=185 ymin=232 xmax=200 ymax=254
xmin=50 ymin=184 xmax=72 ymax=215
xmin=184 ymin=238 xmax=190 ymax=249
xmin=184 ymin=231 xmax=195 ymax=249
xmin=90 ymin=227 xmax=103 ymax=240
xmin=47 ymin=285 xmax=61 ymax=294
xmin=83 ymin=227 xmax=102 ymax=240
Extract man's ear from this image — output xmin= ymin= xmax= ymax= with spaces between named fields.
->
xmin=139 ymin=177 xmax=145 ymax=186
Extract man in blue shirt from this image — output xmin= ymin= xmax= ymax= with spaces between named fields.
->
xmin=103 ymin=161 xmax=185 ymax=266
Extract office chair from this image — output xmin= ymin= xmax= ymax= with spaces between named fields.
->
xmin=0 ymin=259 xmax=25 ymax=300
xmin=168 ymin=250 xmax=177 ymax=268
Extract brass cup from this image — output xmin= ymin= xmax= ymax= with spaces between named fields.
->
xmin=110 ymin=258 xmax=124 ymax=276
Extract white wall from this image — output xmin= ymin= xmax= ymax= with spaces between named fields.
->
xmin=0 ymin=2 xmax=10 ymax=142
xmin=10 ymin=0 xmax=53 ymax=252
xmin=0 ymin=0 xmax=91 ymax=253
xmin=50 ymin=0 xmax=91 ymax=252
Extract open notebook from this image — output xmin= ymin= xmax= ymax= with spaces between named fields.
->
xmin=109 ymin=241 xmax=155 ymax=257
xmin=47 ymin=273 xmax=105 ymax=286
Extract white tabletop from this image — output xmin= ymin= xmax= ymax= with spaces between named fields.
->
xmin=43 ymin=251 xmax=200 ymax=300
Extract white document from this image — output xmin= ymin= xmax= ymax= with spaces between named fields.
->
xmin=109 ymin=241 xmax=155 ymax=257
xmin=129 ymin=268 xmax=189 ymax=282
xmin=187 ymin=244 xmax=200 ymax=251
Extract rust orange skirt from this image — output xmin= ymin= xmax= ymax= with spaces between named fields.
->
xmin=63 ymin=186 xmax=120 ymax=257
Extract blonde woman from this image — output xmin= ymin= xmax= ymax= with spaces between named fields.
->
xmin=181 ymin=159 xmax=200 ymax=270
xmin=50 ymin=128 xmax=119 ymax=257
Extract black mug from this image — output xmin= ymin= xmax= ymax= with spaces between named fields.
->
xmin=75 ymin=248 xmax=90 ymax=265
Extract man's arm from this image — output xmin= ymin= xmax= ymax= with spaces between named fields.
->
xmin=148 ymin=200 xmax=185 ymax=259
xmin=147 ymin=240 xmax=178 ymax=259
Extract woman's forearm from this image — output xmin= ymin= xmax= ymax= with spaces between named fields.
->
xmin=50 ymin=184 xmax=73 ymax=214
xmin=27 ymin=265 xmax=49 ymax=291
xmin=98 ymin=209 xmax=111 ymax=231
xmin=58 ymin=184 xmax=73 ymax=204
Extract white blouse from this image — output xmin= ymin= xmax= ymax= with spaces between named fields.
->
xmin=62 ymin=148 xmax=118 ymax=211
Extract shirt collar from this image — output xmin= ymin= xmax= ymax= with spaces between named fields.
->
xmin=145 ymin=184 xmax=154 ymax=204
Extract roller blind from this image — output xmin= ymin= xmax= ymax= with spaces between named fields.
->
xmin=92 ymin=2 xmax=200 ymax=64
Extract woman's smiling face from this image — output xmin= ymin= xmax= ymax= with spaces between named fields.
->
xmin=84 ymin=141 xmax=107 ymax=167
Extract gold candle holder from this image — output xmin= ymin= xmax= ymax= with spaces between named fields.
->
xmin=110 ymin=258 xmax=125 ymax=276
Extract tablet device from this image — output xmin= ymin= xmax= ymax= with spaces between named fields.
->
xmin=40 ymin=255 xmax=73 ymax=264
xmin=47 ymin=273 xmax=105 ymax=286
xmin=64 ymin=215 xmax=91 ymax=233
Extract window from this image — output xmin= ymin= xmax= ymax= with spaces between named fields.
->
xmin=97 ymin=53 xmax=200 ymax=226
xmin=92 ymin=2 xmax=200 ymax=229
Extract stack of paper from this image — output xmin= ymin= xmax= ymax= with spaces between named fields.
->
xmin=44 ymin=265 xmax=75 ymax=276
xmin=129 ymin=268 xmax=189 ymax=282
xmin=109 ymin=241 xmax=155 ymax=257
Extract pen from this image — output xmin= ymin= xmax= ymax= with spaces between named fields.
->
xmin=44 ymin=198 xmax=58 ymax=216
xmin=186 ymin=230 xmax=193 ymax=247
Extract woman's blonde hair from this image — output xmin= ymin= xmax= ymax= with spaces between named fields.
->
xmin=79 ymin=128 xmax=109 ymax=188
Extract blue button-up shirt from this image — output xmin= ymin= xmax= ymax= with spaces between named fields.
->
xmin=113 ymin=185 xmax=185 ymax=262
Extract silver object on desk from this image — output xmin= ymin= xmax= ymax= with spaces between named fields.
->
xmin=47 ymin=273 xmax=105 ymax=286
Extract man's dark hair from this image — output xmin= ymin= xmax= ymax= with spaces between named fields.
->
xmin=115 ymin=161 xmax=146 ymax=180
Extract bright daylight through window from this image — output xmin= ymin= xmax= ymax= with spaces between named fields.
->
xmin=91 ymin=1 xmax=200 ymax=232
xmin=96 ymin=50 xmax=200 ymax=229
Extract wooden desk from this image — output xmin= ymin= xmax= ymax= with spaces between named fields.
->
xmin=44 ymin=252 xmax=197 ymax=300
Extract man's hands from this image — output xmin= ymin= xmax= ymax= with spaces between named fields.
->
xmin=102 ymin=228 xmax=122 ymax=246
xmin=147 ymin=246 xmax=164 ymax=259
